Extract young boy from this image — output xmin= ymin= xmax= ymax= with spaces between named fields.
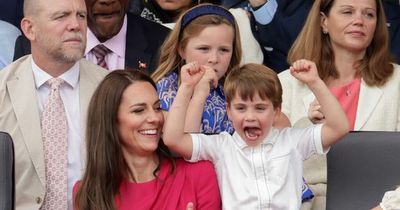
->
xmin=163 ymin=61 xmax=349 ymax=209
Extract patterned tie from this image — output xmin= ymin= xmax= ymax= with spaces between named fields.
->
xmin=40 ymin=78 xmax=68 ymax=210
xmin=91 ymin=44 xmax=111 ymax=70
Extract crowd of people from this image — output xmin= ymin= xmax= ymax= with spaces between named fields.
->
xmin=0 ymin=0 xmax=399 ymax=209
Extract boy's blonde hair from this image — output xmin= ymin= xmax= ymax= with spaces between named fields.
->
xmin=224 ymin=63 xmax=282 ymax=109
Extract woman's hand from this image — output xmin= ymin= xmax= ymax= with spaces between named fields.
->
xmin=186 ymin=202 xmax=194 ymax=210
xmin=370 ymin=205 xmax=382 ymax=210
xmin=308 ymin=99 xmax=325 ymax=124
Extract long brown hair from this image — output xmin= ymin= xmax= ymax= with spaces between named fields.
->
xmin=288 ymin=0 xmax=393 ymax=86
xmin=151 ymin=4 xmax=242 ymax=83
xmin=75 ymin=70 xmax=175 ymax=210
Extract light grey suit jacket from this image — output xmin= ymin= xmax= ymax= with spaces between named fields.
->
xmin=0 ymin=55 xmax=107 ymax=210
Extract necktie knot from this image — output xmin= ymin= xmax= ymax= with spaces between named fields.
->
xmin=47 ymin=78 xmax=64 ymax=90
xmin=91 ymin=44 xmax=111 ymax=69
xmin=92 ymin=44 xmax=110 ymax=59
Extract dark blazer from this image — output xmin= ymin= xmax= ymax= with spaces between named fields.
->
xmin=252 ymin=0 xmax=400 ymax=73
xmin=0 ymin=0 xmax=24 ymax=29
xmin=13 ymin=12 xmax=170 ymax=74
xmin=384 ymin=2 xmax=400 ymax=63
xmin=124 ymin=12 xmax=170 ymax=74
xmin=252 ymin=0 xmax=313 ymax=73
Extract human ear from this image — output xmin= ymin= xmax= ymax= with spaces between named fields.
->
xmin=273 ymin=107 xmax=292 ymax=128
xmin=21 ymin=18 xmax=36 ymax=41
xmin=178 ymin=45 xmax=186 ymax=60
xmin=320 ymin=12 xmax=328 ymax=34
xmin=226 ymin=103 xmax=232 ymax=119
xmin=274 ymin=106 xmax=282 ymax=119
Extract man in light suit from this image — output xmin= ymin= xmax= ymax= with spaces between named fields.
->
xmin=13 ymin=0 xmax=171 ymax=74
xmin=0 ymin=0 xmax=107 ymax=209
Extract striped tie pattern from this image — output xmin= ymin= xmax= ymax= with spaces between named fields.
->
xmin=40 ymin=78 xmax=68 ymax=210
xmin=92 ymin=44 xmax=111 ymax=70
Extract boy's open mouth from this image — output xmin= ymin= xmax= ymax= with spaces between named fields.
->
xmin=244 ymin=127 xmax=261 ymax=141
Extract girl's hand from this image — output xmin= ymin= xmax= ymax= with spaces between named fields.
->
xmin=308 ymin=99 xmax=325 ymax=124
xmin=193 ymin=65 xmax=218 ymax=96
xmin=180 ymin=62 xmax=205 ymax=87
xmin=290 ymin=59 xmax=320 ymax=86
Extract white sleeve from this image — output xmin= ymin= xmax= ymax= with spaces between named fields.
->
xmin=291 ymin=124 xmax=326 ymax=160
xmin=380 ymin=187 xmax=400 ymax=210
xmin=188 ymin=133 xmax=227 ymax=163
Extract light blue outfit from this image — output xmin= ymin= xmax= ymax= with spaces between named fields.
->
xmin=0 ymin=20 xmax=21 ymax=70
xmin=156 ymin=71 xmax=234 ymax=134
xmin=250 ymin=0 xmax=278 ymax=24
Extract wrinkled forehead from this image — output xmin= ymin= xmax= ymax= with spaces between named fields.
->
xmin=35 ymin=0 xmax=87 ymax=15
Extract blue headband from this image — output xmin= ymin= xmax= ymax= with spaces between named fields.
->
xmin=181 ymin=4 xmax=235 ymax=29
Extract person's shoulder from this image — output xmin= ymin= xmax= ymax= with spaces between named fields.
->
xmin=73 ymin=180 xmax=81 ymax=193
xmin=72 ymin=180 xmax=82 ymax=200
xmin=126 ymin=12 xmax=171 ymax=34
xmin=278 ymin=68 xmax=299 ymax=85
xmin=0 ymin=55 xmax=31 ymax=79
xmin=381 ymin=63 xmax=400 ymax=85
xmin=157 ymin=71 xmax=178 ymax=86
xmin=276 ymin=124 xmax=320 ymax=138
xmin=78 ymin=59 xmax=108 ymax=76
xmin=0 ymin=20 xmax=20 ymax=36
xmin=391 ymin=63 xmax=400 ymax=74
xmin=177 ymin=159 xmax=215 ymax=176
xmin=277 ymin=68 xmax=293 ymax=80
xmin=278 ymin=68 xmax=308 ymax=90
xmin=78 ymin=59 xmax=107 ymax=86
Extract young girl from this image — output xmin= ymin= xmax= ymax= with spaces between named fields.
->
xmin=151 ymin=4 xmax=242 ymax=134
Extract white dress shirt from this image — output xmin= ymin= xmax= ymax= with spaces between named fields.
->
xmin=31 ymin=59 xmax=81 ymax=210
xmin=189 ymin=124 xmax=325 ymax=210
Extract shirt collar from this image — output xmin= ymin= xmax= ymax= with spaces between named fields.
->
xmin=85 ymin=14 xmax=127 ymax=58
xmin=31 ymin=57 xmax=80 ymax=89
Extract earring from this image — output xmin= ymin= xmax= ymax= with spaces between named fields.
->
xmin=322 ymin=29 xmax=328 ymax=34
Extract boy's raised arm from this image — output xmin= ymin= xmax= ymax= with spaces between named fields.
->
xmin=290 ymin=59 xmax=349 ymax=150
xmin=163 ymin=62 xmax=211 ymax=159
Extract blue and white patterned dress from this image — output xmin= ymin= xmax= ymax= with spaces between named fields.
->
xmin=156 ymin=71 xmax=234 ymax=134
